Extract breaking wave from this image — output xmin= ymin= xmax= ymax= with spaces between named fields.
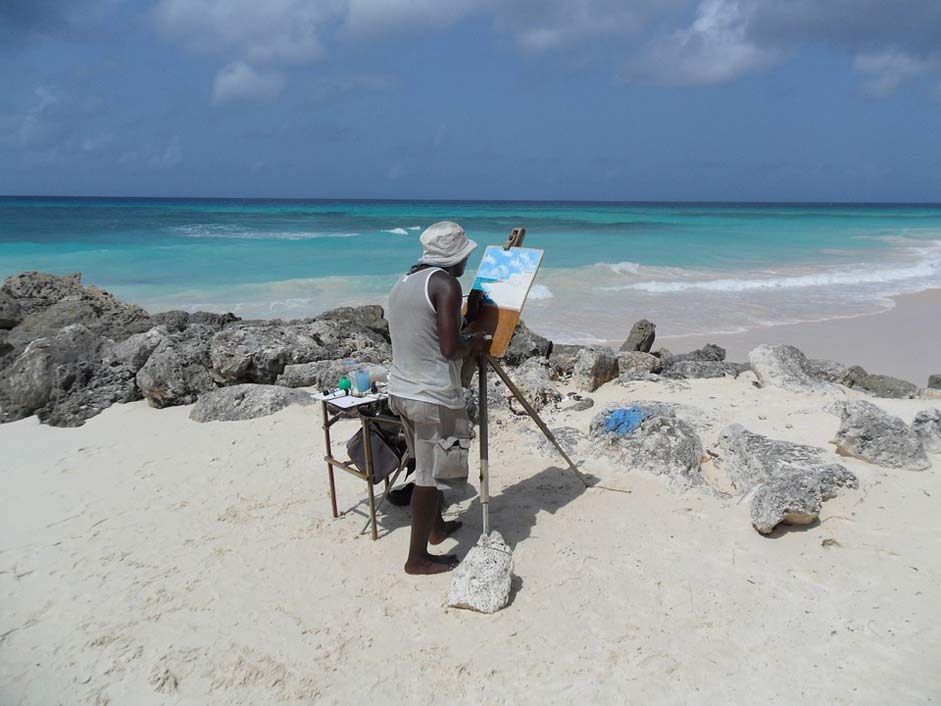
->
xmin=604 ymin=241 xmax=941 ymax=294
xmin=603 ymin=261 xmax=641 ymax=275
xmin=528 ymin=284 xmax=554 ymax=300
xmin=171 ymin=225 xmax=359 ymax=241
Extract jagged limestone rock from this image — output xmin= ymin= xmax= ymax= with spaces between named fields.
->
xmin=210 ymin=319 xmax=390 ymax=385
xmin=0 ymin=324 xmax=139 ymax=427
xmin=151 ymin=310 xmax=239 ymax=333
xmin=620 ymin=319 xmax=656 ymax=353
xmin=751 ymin=476 xmax=823 ymax=534
xmin=912 ymin=409 xmax=941 ymax=454
xmin=210 ymin=323 xmax=330 ymax=384
xmin=843 ymin=365 xmax=919 ymax=399
xmin=832 ymin=400 xmax=929 ymax=471
xmin=591 ymin=404 xmax=704 ymax=490
xmin=669 ymin=343 xmax=726 ymax=364
xmin=749 ymin=344 xmax=830 ymax=393
xmin=189 ymin=384 xmax=314 ymax=422
xmin=716 ymin=424 xmax=857 ymax=495
xmin=716 ymin=424 xmax=858 ymax=534
xmin=1 ymin=271 xmax=85 ymax=316
xmin=316 ymin=304 xmax=390 ymax=340
xmin=447 ymin=531 xmax=514 ymax=614
xmin=661 ymin=360 xmax=749 ymax=380
xmin=103 ymin=327 xmax=168 ymax=373
xmin=547 ymin=344 xmax=582 ymax=380
xmin=616 ymin=351 xmax=661 ymax=376
xmin=507 ymin=358 xmax=561 ymax=413
xmin=276 ymin=359 xmax=361 ymax=389
xmin=136 ymin=325 xmax=218 ymax=408
xmin=502 ymin=319 xmax=552 ymax=366
xmin=573 ymin=346 xmax=618 ymax=392
xmin=807 ymin=358 xmax=851 ymax=385
xmin=0 ymin=290 xmax=22 ymax=329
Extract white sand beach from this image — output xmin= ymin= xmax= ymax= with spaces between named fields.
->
xmin=655 ymin=288 xmax=941 ymax=387
xmin=7 ymin=0 xmax=941 ymax=701
xmin=2 ymin=370 xmax=939 ymax=705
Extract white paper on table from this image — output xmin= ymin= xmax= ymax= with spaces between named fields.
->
xmin=312 ymin=391 xmax=386 ymax=409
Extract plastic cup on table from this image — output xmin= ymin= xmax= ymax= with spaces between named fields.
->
xmin=355 ymin=370 xmax=371 ymax=394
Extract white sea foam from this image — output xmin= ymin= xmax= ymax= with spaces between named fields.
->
xmin=528 ymin=284 xmax=553 ymax=300
xmin=408 ymin=226 xmax=421 ymax=231
xmin=172 ymin=225 xmax=359 ymax=241
xmin=383 ymin=228 xmax=410 ymax=235
xmin=606 ymin=242 xmax=941 ymax=294
xmin=603 ymin=261 xmax=641 ymax=275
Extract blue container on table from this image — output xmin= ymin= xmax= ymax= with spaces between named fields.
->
xmin=355 ymin=370 xmax=371 ymax=394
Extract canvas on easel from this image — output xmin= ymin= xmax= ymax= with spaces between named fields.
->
xmin=468 ymin=245 xmax=544 ymax=358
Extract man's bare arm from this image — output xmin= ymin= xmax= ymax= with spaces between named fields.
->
xmin=428 ymin=271 xmax=487 ymax=361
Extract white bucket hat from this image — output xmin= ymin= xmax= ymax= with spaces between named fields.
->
xmin=418 ymin=221 xmax=478 ymax=267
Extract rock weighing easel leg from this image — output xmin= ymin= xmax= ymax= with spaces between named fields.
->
xmin=448 ymin=355 xmax=513 ymax=613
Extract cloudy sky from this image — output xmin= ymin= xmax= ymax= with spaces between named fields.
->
xmin=1 ymin=0 xmax=939 ymax=200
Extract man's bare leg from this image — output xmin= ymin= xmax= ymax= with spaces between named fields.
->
xmin=430 ymin=489 xmax=462 ymax=545
xmin=405 ymin=485 xmax=458 ymax=575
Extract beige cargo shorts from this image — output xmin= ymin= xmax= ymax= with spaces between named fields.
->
xmin=389 ymin=395 xmax=471 ymax=490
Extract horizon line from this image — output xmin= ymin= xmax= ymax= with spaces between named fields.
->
xmin=2 ymin=194 xmax=941 ymax=207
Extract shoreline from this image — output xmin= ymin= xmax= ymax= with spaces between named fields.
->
xmin=626 ymin=288 xmax=941 ymax=386
xmin=119 ymin=283 xmax=941 ymax=386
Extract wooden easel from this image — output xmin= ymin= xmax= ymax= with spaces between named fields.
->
xmin=469 ymin=227 xmax=528 ymax=359
xmin=476 ymin=229 xmax=589 ymax=533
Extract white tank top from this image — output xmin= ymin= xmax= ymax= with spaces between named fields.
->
xmin=387 ymin=267 xmax=464 ymax=409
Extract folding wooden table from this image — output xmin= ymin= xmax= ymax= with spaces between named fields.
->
xmin=314 ymin=390 xmax=406 ymax=540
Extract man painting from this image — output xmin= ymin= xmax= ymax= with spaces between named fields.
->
xmin=387 ymin=221 xmax=489 ymax=575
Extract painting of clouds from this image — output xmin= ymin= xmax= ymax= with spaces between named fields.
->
xmin=471 ymin=246 xmax=544 ymax=311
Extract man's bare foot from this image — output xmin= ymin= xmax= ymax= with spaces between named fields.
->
xmin=430 ymin=520 xmax=463 ymax=545
xmin=404 ymin=554 xmax=458 ymax=575
xmin=429 ymin=552 xmax=459 ymax=565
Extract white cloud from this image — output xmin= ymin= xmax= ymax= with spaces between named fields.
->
xmin=119 ymin=135 xmax=184 ymax=168
xmin=343 ymin=0 xmax=480 ymax=36
xmin=150 ymin=135 xmax=183 ymax=168
xmin=495 ymin=0 xmax=671 ymax=53
xmin=152 ymin=0 xmax=333 ymax=63
xmin=212 ymin=62 xmax=285 ymax=105
xmin=148 ymin=0 xmax=941 ymax=97
xmin=17 ymin=87 xmax=63 ymax=148
xmin=7 ymin=86 xmax=105 ymax=159
xmin=623 ymin=0 xmax=779 ymax=85
xmin=853 ymin=48 xmax=936 ymax=97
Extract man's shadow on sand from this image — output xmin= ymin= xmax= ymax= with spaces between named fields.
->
xmin=370 ymin=464 xmax=590 ymax=554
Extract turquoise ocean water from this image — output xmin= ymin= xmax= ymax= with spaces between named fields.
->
xmin=2 ymin=197 xmax=940 ymax=343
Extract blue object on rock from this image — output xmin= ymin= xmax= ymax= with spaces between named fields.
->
xmin=603 ymin=406 xmax=650 ymax=436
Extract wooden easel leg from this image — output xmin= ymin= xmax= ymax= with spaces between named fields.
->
xmin=479 ymin=356 xmax=490 ymax=535
xmin=486 ymin=356 xmax=589 ymax=487
xmin=322 ymin=401 xmax=338 ymax=518
xmin=362 ymin=416 xmax=379 ymax=540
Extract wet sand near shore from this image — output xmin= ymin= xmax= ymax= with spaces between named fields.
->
xmin=651 ymin=289 xmax=941 ymax=386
